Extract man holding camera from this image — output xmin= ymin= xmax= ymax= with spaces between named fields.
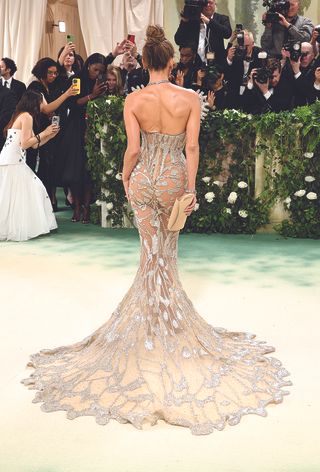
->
xmin=243 ymin=60 xmax=294 ymax=114
xmin=261 ymin=0 xmax=313 ymax=57
xmin=224 ymin=29 xmax=263 ymax=109
xmin=285 ymin=41 xmax=320 ymax=106
xmin=174 ymin=0 xmax=232 ymax=66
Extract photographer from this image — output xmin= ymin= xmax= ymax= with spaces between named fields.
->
xmin=171 ymin=44 xmax=203 ymax=89
xmin=174 ymin=0 xmax=232 ymax=67
xmin=285 ymin=42 xmax=320 ymax=106
xmin=261 ymin=0 xmax=313 ymax=57
xmin=243 ymin=60 xmax=294 ymax=114
xmin=224 ymin=29 xmax=263 ymax=109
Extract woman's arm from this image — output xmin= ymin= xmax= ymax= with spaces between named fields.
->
xmin=20 ymin=113 xmax=59 ymax=149
xmin=185 ymin=92 xmax=201 ymax=191
xmin=41 ymin=84 xmax=77 ymax=114
xmin=122 ymin=93 xmax=141 ymax=198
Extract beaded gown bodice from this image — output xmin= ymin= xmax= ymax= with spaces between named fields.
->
xmin=22 ymin=131 xmax=291 ymax=435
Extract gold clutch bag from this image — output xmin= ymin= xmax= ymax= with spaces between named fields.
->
xmin=167 ymin=193 xmax=194 ymax=232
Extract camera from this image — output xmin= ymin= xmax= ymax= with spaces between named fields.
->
xmin=253 ymin=51 xmax=273 ymax=84
xmin=262 ymin=0 xmax=290 ymax=24
xmin=182 ymin=0 xmax=208 ymax=21
xmin=283 ymin=40 xmax=302 ymax=62
xmin=234 ymin=25 xmax=246 ymax=60
xmin=315 ymin=25 xmax=320 ymax=44
xmin=202 ymin=52 xmax=224 ymax=91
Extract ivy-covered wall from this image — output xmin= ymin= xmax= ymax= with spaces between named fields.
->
xmin=86 ymin=97 xmax=320 ymax=239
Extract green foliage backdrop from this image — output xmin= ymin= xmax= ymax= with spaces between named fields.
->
xmin=86 ymin=96 xmax=320 ymax=239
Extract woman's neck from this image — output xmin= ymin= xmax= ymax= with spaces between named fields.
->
xmin=148 ymin=70 xmax=170 ymax=83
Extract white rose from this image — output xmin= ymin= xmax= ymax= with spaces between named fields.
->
xmin=194 ymin=203 xmax=200 ymax=211
xmin=238 ymin=181 xmax=248 ymax=189
xmin=305 ymin=176 xmax=315 ymax=182
xmin=213 ymin=180 xmax=223 ymax=187
xmin=103 ymin=189 xmax=110 ymax=197
xmin=247 ymin=114 xmax=253 ymax=120
xmin=225 ymin=208 xmax=232 ymax=214
xmin=105 ymin=99 xmax=111 ymax=105
xmin=294 ymin=190 xmax=306 ymax=197
xmin=202 ymin=177 xmax=211 ymax=184
xmin=306 ymin=192 xmax=317 ymax=200
xmin=95 ymin=133 xmax=100 ymax=139
xmin=106 ymin=202 xmax=114 ymax=210
xmin=304 ymin=152 xmax=314 ymax=159
xmin=227 ymin=192 xmax=238 ymax=204
xmin=284 ymin=197 xmax=291 ymax=204
xmin=106 ymin=169 xmax=113 ymax=175
xmin=205 ymin=192 xmax=215 ymax=202
xmin=238 ymin=210 xmax=248 ymax=218
xmin=115 ymin=173 xmax=122 ymax=180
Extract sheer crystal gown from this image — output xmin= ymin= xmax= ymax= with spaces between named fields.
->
xmin=22 ymin=130 xmax=291 ymax=435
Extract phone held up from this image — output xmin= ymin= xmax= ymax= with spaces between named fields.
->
xmin=66 ymin=34 xmax=75 ymax=44
xmin=51 ymin=115 xmax=60 ymax=127
xmin=72 ymin=78 xmax=81 ymax=94
xmin=127 ymin=34 xmax=135 ymax=44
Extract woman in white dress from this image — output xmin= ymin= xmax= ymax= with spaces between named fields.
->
xmin=0 ymin=90 xmax=59 ymax=241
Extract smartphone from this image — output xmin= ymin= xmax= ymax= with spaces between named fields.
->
xmin=72 ymin=77 xmax=81 ymax=94
xmin=97 ymin=73 xmax=107 ymax=85
xmin=51 ymin=115 xmax=60 ymax=127
xmin=127 ymin=34 xmax=135 ymax=44
xmin=66 ymin=34 xmax=75 ymax=44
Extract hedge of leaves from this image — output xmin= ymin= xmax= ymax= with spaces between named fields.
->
xmin=86 ymin=96 xmax=320 ymax=238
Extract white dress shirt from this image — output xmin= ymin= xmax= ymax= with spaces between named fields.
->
xmin=1 ymin=76 xmax=13 ymax=88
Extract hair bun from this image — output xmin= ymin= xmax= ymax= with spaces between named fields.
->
xmin=146 ymin=25 xmax=166 ymax=46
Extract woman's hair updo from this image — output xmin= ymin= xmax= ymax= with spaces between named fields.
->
xmin=142 ymin=25 xmax=174 ymax=71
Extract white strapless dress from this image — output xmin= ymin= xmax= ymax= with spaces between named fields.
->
xmin=0 ymin=129 xmax=57 ymax=241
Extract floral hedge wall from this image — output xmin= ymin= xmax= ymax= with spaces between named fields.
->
xmin=86 ymin=96 xmax=320 ymax=239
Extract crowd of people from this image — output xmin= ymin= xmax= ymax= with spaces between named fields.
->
xmin=0 ymin=0 xmax=320 ymax=241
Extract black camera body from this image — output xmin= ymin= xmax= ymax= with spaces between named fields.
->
xmin=201 ymin=53 xmax=223 ymax=91
xmin=254 ymin=67 xmax=273 ymax=84
xmin=253 ymin=51 xmax=272 ymax=84
xmin=183 ymin=0 xmax=208 ymax=21
xmin=263 ymin=0 xmax=290 ymax=24
xmin=235 ymin=27 xmax=246 ymax=60
xmin=283 ymin=40 xmax=302 ymax=62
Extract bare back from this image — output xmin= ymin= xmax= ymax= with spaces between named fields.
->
xmin=129 ymin=83 xmax=199 ymax=135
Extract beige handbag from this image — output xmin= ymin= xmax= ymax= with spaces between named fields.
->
xmin=167 ymin=193 xmax=195 ymax=231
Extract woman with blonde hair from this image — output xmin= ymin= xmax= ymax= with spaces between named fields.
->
xmin=23 ymin=26 xmax=291 ymax=435
xmin=106 ymin=65 xmax=124 ymax=96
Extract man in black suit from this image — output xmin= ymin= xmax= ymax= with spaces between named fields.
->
xmin=243 ymin=61 xmax=294 ymax=114
xmin=224 ymin=29 xmax=264 ymax=109
xmin=0 ymin=57 xmax=26 ymax=103
xmin=174 ymin=0 xmax=231 ymax=67
xmin=0 ymin=84 xmax=17 ymax=151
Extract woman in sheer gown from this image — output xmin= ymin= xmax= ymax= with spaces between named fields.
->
xmin=22 ymin=26 xmax=291 ymax=435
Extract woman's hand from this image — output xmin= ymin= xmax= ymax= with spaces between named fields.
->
xmin=207 ymin=90 xmax=216 ymax=109
xmin=175 ymin=70 xmax=185 ymax=87
xmin=91 ymin=80 xmax=108 ymax=98
xmin=184 ymin=194 xmax=197 ymax=216
xmin=65 ymin=84 xmax=79 ymax=97
xmin=44 ymin=123 xmax=60 ymax=138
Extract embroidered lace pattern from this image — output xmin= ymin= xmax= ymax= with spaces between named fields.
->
xmin=22 ymin=131 xmax=291 ymax=435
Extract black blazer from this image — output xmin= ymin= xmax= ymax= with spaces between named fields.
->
xmin=10 ymin=78 xmax=26 ymax=103
xmin=242 ymin=76 xmax=294 ymax=115
xmin=223 ymin=46 xmax=263 ymax=109
xmin=174 ymin=13 xmax=232 ymax=66
xmin=0 ymin=85 xmax=17 ymax=150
